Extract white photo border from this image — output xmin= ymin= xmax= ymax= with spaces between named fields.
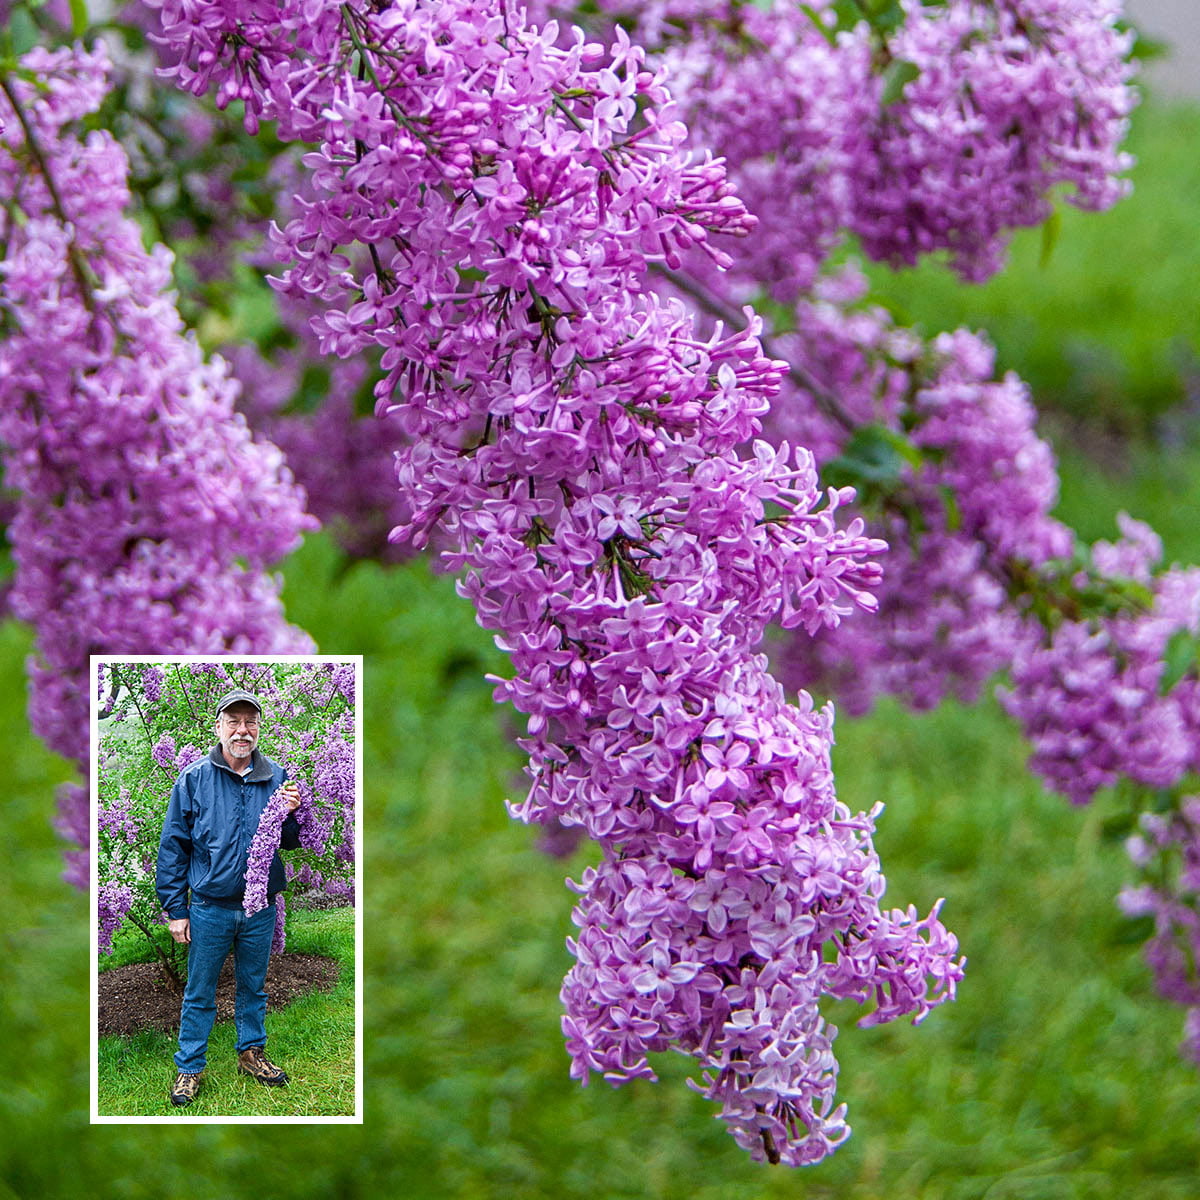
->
xmin=89 ymin=653 xmax=364 ymax=1125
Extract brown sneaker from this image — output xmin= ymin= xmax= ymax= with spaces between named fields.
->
xmin=237 ymin=1046 xmax=288 ymax=1087
xmin=170 ymin=1070 xmax=203 ymax=1107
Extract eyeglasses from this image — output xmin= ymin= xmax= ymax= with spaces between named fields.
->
xmin=220 ymin=715 xmax=260 ymax=730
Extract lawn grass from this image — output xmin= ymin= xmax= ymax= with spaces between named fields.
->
xmin=96 ymin=906 xmax=356 ymax=1118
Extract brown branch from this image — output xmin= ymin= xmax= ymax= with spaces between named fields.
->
xmin=121 ymin=909 xmax=185 ymax=991
xmin=651 ymin=263 xmax=859 ymax=434
xmin=0 ymin=73 xmax=96 ymax=312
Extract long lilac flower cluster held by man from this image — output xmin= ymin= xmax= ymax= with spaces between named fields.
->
xmin=151 ymin=0 xmax=963 ymax=1164
xmin=244 ymin=786 xmax=297 ymax=919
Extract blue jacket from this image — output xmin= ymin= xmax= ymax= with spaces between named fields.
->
xmin=156 ymin=746 xmax=301 ymax=919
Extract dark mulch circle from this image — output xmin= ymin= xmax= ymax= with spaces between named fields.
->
xmin=98 ymin=953 xmax=340 ymax=1037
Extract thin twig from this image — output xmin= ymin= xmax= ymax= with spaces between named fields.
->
xmin=0 ymin=73 xmax=96 ymax=311
xmin=651 ymin=263 xmax=859 ymax=433
xmin=122 ymin=908 xmax=185 ymax=990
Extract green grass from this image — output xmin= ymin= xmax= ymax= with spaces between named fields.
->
xmin=858 ymin=99 xmax=1200 ymax=436
xmin=96 ymin=906 xmax=356 ymax=1118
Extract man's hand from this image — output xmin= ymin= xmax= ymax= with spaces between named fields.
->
xmin=281 ymin=781 xmax=302 ymax=812
xmin=169 ymin=917 xmax=190 ymax=944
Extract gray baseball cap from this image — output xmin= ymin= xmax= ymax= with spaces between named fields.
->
xmin=215 ymin=689 xmax=263 ymax=719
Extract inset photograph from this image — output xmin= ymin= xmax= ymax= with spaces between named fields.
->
xmin=91 ymin=656 xmax=362 ymax=1122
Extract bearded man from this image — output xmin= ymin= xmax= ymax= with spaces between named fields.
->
xmin=156 ymin=687 xmax=302 ymax=1108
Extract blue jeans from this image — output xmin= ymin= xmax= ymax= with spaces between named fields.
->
xmin=174 ymin=898 xmax=275 ymax=1073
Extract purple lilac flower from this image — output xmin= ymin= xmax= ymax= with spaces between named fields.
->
xmin=151 ymin=734 xmax=176 ymax=771
xmin=851 ymin=0 xmax=1136 ymax=281
xmin=0 ymin=43 xmax=317 ymax=875
xmin=98 ymin=880 xmax=134 ymax=954
xmin=1119 ymin=797 xmax=1200 ymax=1061
xmin=141 ymin=666 xmax=163 ymax=703
xmin=243 ymin=787 xmax=294 ymax=918
xmin=151 ymin=1 xmax=964 ymax=1163
xmin=98 ymin=788 xmax=140 ymax=846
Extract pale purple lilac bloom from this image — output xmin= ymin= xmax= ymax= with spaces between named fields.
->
xmin=99 ymin=880 xmax=135 ymax=954
xmin=142 ymin=666 xmax=163 ymax=704
xmin=149 ymin=0 xmax=963 ymax=1163
xmin=243 ymin=786 xmax=294 ymax=918
xmin=0 ymin=44 xmax=316 ymax=875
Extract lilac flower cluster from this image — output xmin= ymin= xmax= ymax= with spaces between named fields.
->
xmin=243 ymin=786 xmax=295 ymax=918
xmin=999 ymin=535 xmax=1200 ymax=805
xmin=1120 ymin=797 xmax=1200 ymax=1064
xmin=99 ymin=788 xmax=141 ymax=847
xmin=152 ymin=734 xmax=177 ymax=771
xmin=560 ymin=0 xmax=1134 ymax=285
xmin=767 ymin=274 xmax=1067 ymax=713
xmin=141 ymin=666 xmax=164 ymax=704
xmin=307 ymin=713 xmax=356 ymax=864
xmin=151 ymin=0 xmax=962 ymax=1162
xmin=0 ymin=44 xmax=316 ymax=860
xmin=647 ymin=1 xmax=874 ymax=299
xmin=99 ymin=880 xmax=135 ymax=954
xmin=854 ymin=0 xmax=1136 ymax=280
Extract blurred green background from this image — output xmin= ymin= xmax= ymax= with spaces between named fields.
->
xmin=2 ymin=81 xmax=1200 ymax=1200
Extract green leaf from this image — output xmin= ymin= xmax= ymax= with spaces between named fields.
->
xmin=69 ymin=0 xmax=88 ymax=37
xmin=1039 ymin=205 xmax=1062 ymax=269
xmin=799 ymin=4 xmax=837 ymax=48
xmin=822 ymin=423 xmax=924 ymax=492
xmin=1100 ymin=809 xmax=1136 ymax=842
xmin=287 ymin=364 xmax=332 ymax=417
xmin=868 ymin=1 xmax=908 ymax=37
xmin=1160 ymin=629 xmax=1199 ymax=696
xmin=880 ymin=60 xmax=920 ymax=107
xmin=7 ymin=9 xmax=40 ymax=55
xmin=939 ymin=484 xmax=961 ymax=533
xmin=1107 ymin=914 xmax=1156 ymax=947
xmin=1117 ymin=20 xmax=1169 ymax=62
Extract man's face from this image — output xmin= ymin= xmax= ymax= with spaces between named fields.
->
xmin=215 ymin=702 xmax=261 ymax=761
